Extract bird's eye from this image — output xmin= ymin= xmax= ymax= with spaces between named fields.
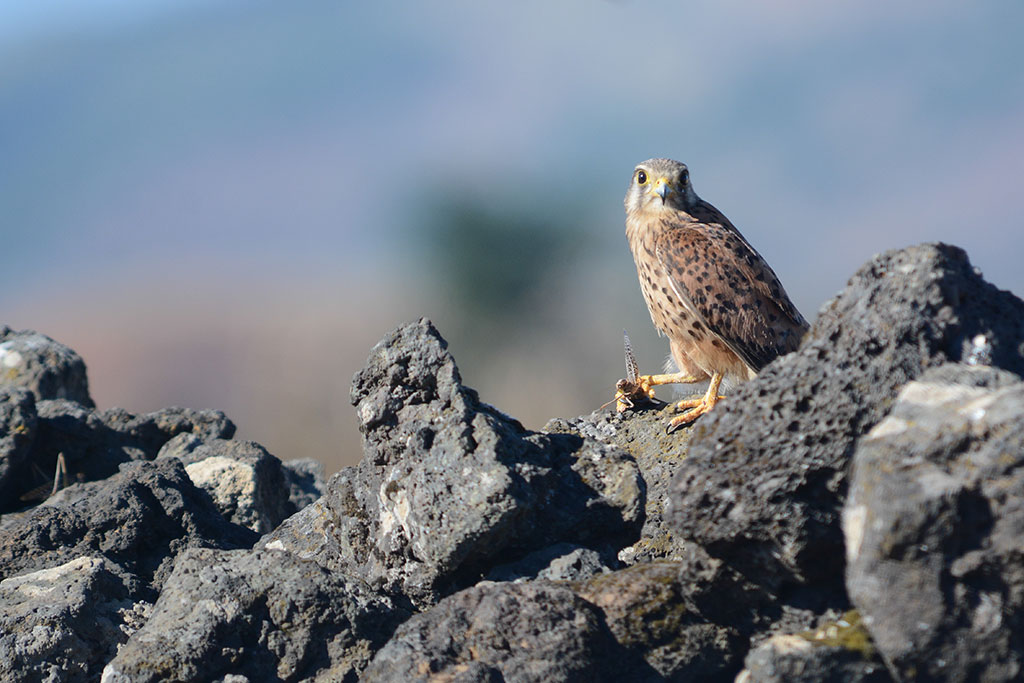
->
xmin=636 ymin=170 xmax=648 ymax=185
xmin=680 ymin=170 xmax=689 ymax=184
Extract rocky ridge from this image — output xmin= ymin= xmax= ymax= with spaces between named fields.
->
xmin=0 ymin=242 xmax=1022 ymax=681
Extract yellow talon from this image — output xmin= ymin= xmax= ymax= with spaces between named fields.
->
xmin=666 ymin=371 xmax=725 ymax=432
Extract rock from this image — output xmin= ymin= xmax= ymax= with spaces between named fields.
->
xmin=362 ymin=581 xmax=649 ymax=682
xmin=740 ymin=611 xmax=890 ymax=683
xmin=263 ymin=319 xmax=644 ymax=608
xmin=158 ymin=435 xmax=293 ymax=534
xmin=546 ymin=405 xmax=694 ymax=564
xmin=667 ymin=243 xmax=1024 ymax=593
xmin=182 ymin=456 xmax=285 ymax=534
xmin=79 ymin=403 xmax=235 ymax=478
xmin=844 ymin=363 xmax=1024 ymax=681
xmin=0 ymin=458 xmax=257 ymax=595
xmin=486 ymin=542 xmax=613 ymax=583
xmin=574 ymin=561 xmax=746 ymax=680
xmin=102 ymin=547 xmax=406 ymax=683
xmin=0 ymin=556 xmax=138 ymax=683
xmin=0 ymin=327 xmax=93 ymax=407
xmin=0 ymin=400 xmax=237 ymax=512
xmin=0 ymin=387 xmax=37 ymax=496
xmin=281 ymin=457 xmax=325 ymax=511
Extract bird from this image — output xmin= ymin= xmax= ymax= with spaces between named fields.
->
xmin=619 ymin=158 xmax=808 ymax=431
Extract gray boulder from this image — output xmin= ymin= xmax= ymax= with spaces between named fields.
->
xmin=0 ymin=399 xmax=236 ymax=512
xmin=103 ymin=547 xmax=406 ymax=683
xmin=546 ymin=404 xmax=694 ymax=564
xmin=0 ymin=387 xmax=36 ymax=496
xmin=574 ymin=560 xmax=747 ymax=680
xmin=263 ymin=319 xmax=644 ymax=608
xmin=158 ymin=435 xmax=293 ymax=533
xmin=0 ymin=556 xmax=138 ymax=683
xmin=0 ymin=327 xmax=93 ymax=407
xmin=281 ymin=457 xmax=325 ymax=511
xmin=362 ymin=580 xmax=648 ymax=682
xmin=485 ymin=542 xmax=613 ymax=583
xmin=0 ymin=458 xmax=257 ymax=595
xmin=844 ymin=364 xmax=1024 ymax=681
xmin=39 ymin=400 xmax=236 ymax=480
xmin=667 ymin=243 xmax=1024 ymax=592
xmin=739 ymin=611 xmax=890 ymax=683
xmin=1 ymin=401 xmax=235 ymax=511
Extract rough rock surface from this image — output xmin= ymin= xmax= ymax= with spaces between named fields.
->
xmin=0 ymin=556 xmax=136 ymax=683
xmin=844 ymin=364 xmax=1024 ymax=681
xmin=0 ymin=458 xmax=257 ymax=596
xmin=281 ymin=457 xmax=326 ymax=511
xmin=740 ymin=611 xmax=889 ymax=683
xmin=0 ymin=387 xmax=36 ymax=496
xmin=39 ymin=401 xmax=235 ymax=483
xmin=574 ymin=560 xmax=745 ymax=680
xmin=546 ymin=405 xmax=693 ymax=564
xmin=263 ymin=318 xmax=644 ymax=608
xmin=362 ymin=580 xmax=648 ymax=682
xmin=486 ymin=542 xmax=613 ymax=583
xmin=0 ymin=398 xmax=236 ymax=513
xmin=667 ymin=243 xmax=1024 ymax=593
xmin=158 ymin=434 xmax=294 ymax=533
xmin=0 ymin=327 xmax=93 ymax=407
xmin=103 ymin=547 xmax=406 ymax=683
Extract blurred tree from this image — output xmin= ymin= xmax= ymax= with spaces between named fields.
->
xmin=408 ymin=188 xmax=657 ymax=432
xmin=422 ymin=198 xmax=582 ymax=323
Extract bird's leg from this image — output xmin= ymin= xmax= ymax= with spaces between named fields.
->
xmin=667 ymin=371 xmax=725 ymax=432
xmin=638 ymin=374 xmax=704 ymax=395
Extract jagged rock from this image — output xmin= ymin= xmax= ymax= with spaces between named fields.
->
xmin=844 ymin=364 xmax=1024 ymax=681
xmin=574 ymin=561 xmax=746 ymax=680
xmin=0 ymin=387 xmax=36 ymax=496
xmin=739 ymin=612 xmax=890 ymax=683
xmin=0 ymin=458 xmax=257 ymax=596
xmin=0 ymin=556 xmax=137 ymax=683
xmin=263 ymin=319 xmax=644 ymax=608
xmin=158 ymin=435 xmax=293 ymax=534
xmin=42 ymin=401 xmax=236 ymax=479
xmin=0 ymin=327 xmax=93 ymax=407
xmin=546 ymin=404 xmax=694 ymax=564
xmin=667 ymin=243 xmax=1024 ymax=594
xmin=486 ymin=542 xmax=613 ymax=583
xmin=281 ymin=457 xmax=326 ymax=511
xmin=103 ymin=547 xmax=406 ymax=683
xmin=153 ymin=432 xmax=206 ymax=461
xmin=0 ymin=399 xmax=237 ymax=512
xmin=362 ymin=581 xmax=650 ymax=682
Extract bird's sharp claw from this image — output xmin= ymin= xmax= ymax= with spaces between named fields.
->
xmin=665 ymin=393 xmax=725 ymax=431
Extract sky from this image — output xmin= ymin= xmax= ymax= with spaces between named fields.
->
xmin=2 ymin=0 xmax=1022 ymax=470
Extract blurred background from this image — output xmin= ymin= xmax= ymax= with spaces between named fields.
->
xmin=2 ymin=1 xmax=1022 ymax=474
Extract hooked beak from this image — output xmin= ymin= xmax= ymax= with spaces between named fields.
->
xmin=649 ymin=177 xmax=672 ymax=203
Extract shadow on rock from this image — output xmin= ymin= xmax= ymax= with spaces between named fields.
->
xmin=263 ymin=318 xmax=645 ymax=609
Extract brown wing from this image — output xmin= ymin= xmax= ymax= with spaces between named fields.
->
xmin=654 ymin=218 xmax=808 ymax=372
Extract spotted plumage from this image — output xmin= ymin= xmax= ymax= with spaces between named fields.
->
xmin=619 ymin=158 xmax=808 ymax=429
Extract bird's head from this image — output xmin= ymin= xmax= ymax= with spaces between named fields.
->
xmin=624 ymin=158 xmax=695 ymax=214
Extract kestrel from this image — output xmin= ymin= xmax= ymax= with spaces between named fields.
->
xmin=619 ymin=158 xmax=808 ymax=431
